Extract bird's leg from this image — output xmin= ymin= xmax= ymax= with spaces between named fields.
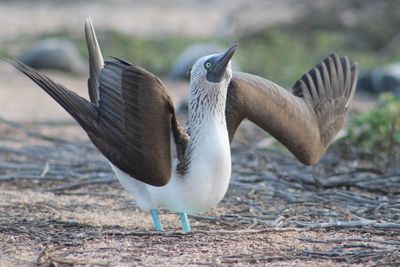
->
xmin=150 ymin=209 xmax=164 ymax=231
xmin=179 ymin=212 xmax=192 ymax=233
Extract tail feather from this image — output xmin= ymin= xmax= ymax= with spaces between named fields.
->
xmin=85 ymin=17 xmax=104 ymax=105
xmin=9 ymin=60 xmax=98 ymax=131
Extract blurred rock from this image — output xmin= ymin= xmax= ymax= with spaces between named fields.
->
xmin=358 ymin=63 xmax=400 ymax=96
xmin=19 ymin=38 xmax=86 ymax=74
xmin=170 ymin=43 xmax=240 ymax=80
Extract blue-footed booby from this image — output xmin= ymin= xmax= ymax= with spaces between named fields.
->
xmin=8 ymin=17 xmax=358 ymax=233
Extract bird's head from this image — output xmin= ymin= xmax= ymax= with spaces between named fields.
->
xmin=189 ymin=44 xmax=237 ymax=99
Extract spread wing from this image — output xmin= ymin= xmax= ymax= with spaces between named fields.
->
xmin=92 ymin=59 xmax=185 ymax=186
xmin=226 ymin=53 xmax=359 ymax=165
xmin=8 ymin=17 xmax=189 ymax=186
xmin=9 ymin=58 xmax=189 ymax=186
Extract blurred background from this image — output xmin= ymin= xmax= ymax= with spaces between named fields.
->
xmin=1 ymin=2 xmax=400 ymax=265
xmin=0 ymin=0 xmax=399 ymax=163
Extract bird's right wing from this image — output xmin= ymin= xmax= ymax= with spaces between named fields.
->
xmin=10 ymin=58 xmax=188 ymax=186
xmin=93 ymin=58 xmax=186 ymax=186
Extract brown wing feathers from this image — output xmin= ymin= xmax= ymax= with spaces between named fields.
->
xmin=292 ymin=53 xmax=358 ymax=146
xmin=227 ymin=53 xmax=358 ymax=165
xmin=10 ymin=58 xmax=178 ymax=186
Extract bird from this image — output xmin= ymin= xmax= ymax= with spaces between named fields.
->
xmin=7 ymin=17 xmax=358 ymax=233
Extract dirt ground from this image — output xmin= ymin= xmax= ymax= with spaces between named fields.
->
xmin=0 ymin=180 xmax=393 ymax=267
xmin=0 ymin=119 xmax=399 ymax=266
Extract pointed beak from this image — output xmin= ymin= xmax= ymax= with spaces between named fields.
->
xmin=206 ymin=44 xmax=238 ymax=83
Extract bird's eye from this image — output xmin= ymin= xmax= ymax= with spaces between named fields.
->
xmin=205 ymin=62 xmax=212 ymax=69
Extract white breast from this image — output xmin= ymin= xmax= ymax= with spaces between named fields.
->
xmin=110 ymin=118 xmax=232 ymax=215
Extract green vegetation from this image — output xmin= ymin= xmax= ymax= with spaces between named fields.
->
xmin=346 ymin=94 xmax=400 ymax=164
xmin=234 ymin=28 xmax=400 ymax=86
xmin=235 ymin=30 xmax=350 ymax=86
xmin=0 ymin=48 xmax=9 ymax=58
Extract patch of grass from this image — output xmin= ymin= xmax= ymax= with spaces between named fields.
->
xmin=235 ymin=30 xmax=347 ymax=86
xmin=346 ymin=93 xmax=400 ymax=164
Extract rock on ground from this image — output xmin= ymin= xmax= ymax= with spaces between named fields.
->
xmin=19 ymin=38 xmax=86 ymax=74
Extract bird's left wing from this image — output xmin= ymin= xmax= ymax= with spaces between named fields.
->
xmin=226 ymin=53 xmax=358 ymax=165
